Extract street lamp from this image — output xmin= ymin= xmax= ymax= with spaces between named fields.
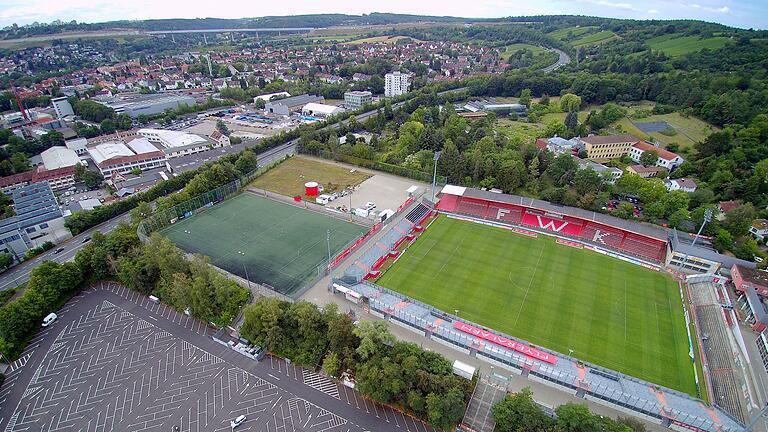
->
xmin=432 ymin=151 xmax=442 ymax=203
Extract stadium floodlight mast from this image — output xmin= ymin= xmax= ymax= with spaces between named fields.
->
xmin=679 ymin=208 xmax=713 ymax=272
xmin=432 ymin=151 xmax=442 ymax=202
xmin=237 ymin=251 xmax=251 ymax=289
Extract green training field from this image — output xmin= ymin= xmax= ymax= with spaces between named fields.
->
xmin=162 ymin=193 xmax=364 ymax=295
xmin=377 ymin=215 xmax=696 ymax=395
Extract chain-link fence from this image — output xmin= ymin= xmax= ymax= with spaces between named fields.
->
xmin=137 ymin=158 xmax=285 ymax=240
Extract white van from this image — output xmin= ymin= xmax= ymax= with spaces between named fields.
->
xmin=149 ymin=295 xmax=160 ymax=304
xmin=315 ymin=194 xmax=331 ymax=205
xmin=42 ymin=313 xmax=57 ymax=327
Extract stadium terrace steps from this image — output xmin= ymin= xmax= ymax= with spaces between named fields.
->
xmin=687 ymin=282 xmax=747 ymax=424
xmin=342 ymin=202 xmax=430 ymax=282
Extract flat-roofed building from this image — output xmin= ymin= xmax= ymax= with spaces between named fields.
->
xmin=87 ymin=138 xmax=165 ymax=176
xmin=344 ymin=91 xmax=372 ymax=109
xmin=265 ymin=94 xmax=324 ymax=116
xmin=0 ymin=182 xmax=69 ymax=258
xmin=65 ymin=137 xmax=88 ymax=156
xmin=138 ymin=128 xmax=216 ymax=159
xmin=301 ymin=102 xmax=345 ymax=119
xmin=579 ymin=134 xmax=638 ymax=162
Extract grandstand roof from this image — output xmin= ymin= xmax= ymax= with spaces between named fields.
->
xmin=670 ymin=229 xmax=756 ymax=270
xmin=441 ymin=185 xmax=669 ymax=242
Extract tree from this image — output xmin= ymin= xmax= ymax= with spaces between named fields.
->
xmin=662 ymin=190 xmax=690 ymax=217
xmin=560 ymin=93 xmax=582 ymax=112
xmin=564 ymin=111 xmax=578 ymax=132
xmin=573 ymin=168 xmax=603 ymax=196
xmin=322 ymin=351 xmax=341 ymax=377
xmin=544 ymin=120 xmax=567 ymax=138
xmin=241 ymin=297 xmax=286 ymax=352
xmin=100 ymin=118 xmax=117 ymax=134
xmin=519 ymin=88 xmax=532 ymax=108
xmin=0 ymin=253 xmax=13 ymax=271
xmin=234 ymin=150 xmax=258 ymax=174
xmin=612 ymin=202 xmax=635 ymax=219
xmin=492 ymin=388 xmax=555 ymax=432
xmin=638 ymin=178 xmax=667 ymax=204
xmin=722 ymin=203 xmax=756 ymax=237
xmin=426 ymin=388 xmax=466 ymax=431
xmin=216 ymin=119 xmax=230 ymax=136
xmin=556 ymin=403 xmax=599 ymax=432
xmin=639 ymin=150 xmax=659 ymax=167
xmin=353 ymin=320 xmax=394 ymax=360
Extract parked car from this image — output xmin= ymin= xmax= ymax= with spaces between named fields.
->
xmin=230 ymin=415 xmax=246 ymax=428
xmin=364 ymin=202 xmax=376 ymax=210
xmin=42 ymin=313 xmax=57 ymax=327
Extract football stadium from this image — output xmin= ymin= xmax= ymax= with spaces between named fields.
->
xmin=162 ymin=192 xmax=365 ymax=295
xmin=376 ymin=214 xmax=694 ymax=394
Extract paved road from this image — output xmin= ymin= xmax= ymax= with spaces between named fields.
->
xmin=0 ymin=86 xmax=466 ymax=292
xmin=0 ymin=283 xmax=438 ymax=432
xmin=540 ymin=48 xmax=571 ymax=73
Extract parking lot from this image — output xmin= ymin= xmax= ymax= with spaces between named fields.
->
xmin=0 ymin=283 xmax=439 ymax=432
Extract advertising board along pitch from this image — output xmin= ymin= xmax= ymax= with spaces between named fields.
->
xmin=453 ymin=321 xmax=557 ymax=364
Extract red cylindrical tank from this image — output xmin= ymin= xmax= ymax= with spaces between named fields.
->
xmin=304 ymin=181 xmax=319 ymax=196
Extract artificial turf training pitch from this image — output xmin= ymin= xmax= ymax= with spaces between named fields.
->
xmin=377 ymin=215 xmax=696 ymax=395
xmin=162 ymin=192 xmax=364 ymax=295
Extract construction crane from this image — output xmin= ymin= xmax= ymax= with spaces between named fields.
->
xmin=9 ymin=80 xmax=29 ymax=121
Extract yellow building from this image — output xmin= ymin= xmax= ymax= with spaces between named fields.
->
xmin=579 ymin=134 xmax=638 ymax=162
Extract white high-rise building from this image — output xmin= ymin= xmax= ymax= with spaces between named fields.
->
xmin=384 ymin=72 xmax=411 ymax=97
xmin=51 ymin=96 xmax=74 ymax=119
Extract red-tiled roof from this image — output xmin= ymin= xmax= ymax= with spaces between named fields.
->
xmin=580 ymin=134 xmax=638 ymax=145
xmin=628 ymin=164 xmax=666 ymax=174
xmin=719 ymin=200 xmax=741 ymax=213
xmin=631 ymin=141 xmax=679 ymax=161
xmin=0 ymin=171 xmax=33 ymax=188
xmin=535 ymin=138 xmax=547 ymax=150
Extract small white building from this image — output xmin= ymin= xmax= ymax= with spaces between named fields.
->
xmin=138 ymin=128 xmax=215 ymax=159
xmin=664 ymin=178 xmax=698 ymax=193
xmin=575 ymin=158 xmax=623 ymax=184
xmin=301 ymin=103 xmax=345 ymax=119
xmin=629 ymin=141 xmax=684 ymax=170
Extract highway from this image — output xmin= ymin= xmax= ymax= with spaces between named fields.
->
xmin=0 ymin=87 xmax=465 ymax=292
xmin=541 ymin=48 xmax=571 ymax=73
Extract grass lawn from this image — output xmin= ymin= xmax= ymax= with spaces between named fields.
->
xmin=496 ymin=119 xmax=546 ymax=145
xmin=572 ymin=30 xmax=617 ymax=46
xmin=646 ymin=34 xmax=731 ymax=57
xmin=162 ymin=193 xmax=363 ymax=295
xmin=501 ymin=43 xmax=546 ymax=59
xmin=250 ymin=156 xmax=371 ymax=200
xmin=548 ymin=26 xmax=597 ymax=40
xmin=347 ymin=35 xmax=424 ymax=44
xmin=620 ymin=112 xmax=718 ymax=150
xmin=377 ymin=215 xmax=696 ymax=395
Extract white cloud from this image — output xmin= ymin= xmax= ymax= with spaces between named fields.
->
xmin=581 ymin=0 xmax=637 ymax=11
xmin=648 ymin=9 xmax=660 ymax=13
xmin=686 ymin=3 xmax=732 ymax=14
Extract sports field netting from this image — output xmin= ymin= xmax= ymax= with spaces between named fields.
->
xmin=377 ymin=215 xmax=696 ymax=395
xmin=162 ymin=193 xmax=364 ymax=295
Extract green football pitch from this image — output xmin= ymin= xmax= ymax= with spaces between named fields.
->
xmin=162 ymin=193 xmax=364 ymax=295
xmin=377 ymin=215 xmax=696 ymax=395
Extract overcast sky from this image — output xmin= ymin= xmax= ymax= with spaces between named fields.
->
xmin=1 ymin=0 xmax=765 ymax=30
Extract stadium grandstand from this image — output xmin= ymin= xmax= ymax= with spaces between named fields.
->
xmin=436 ymin=185 xmax=667 ymax=263
xmin=687 ymin=276 xmax=747 ymax=423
